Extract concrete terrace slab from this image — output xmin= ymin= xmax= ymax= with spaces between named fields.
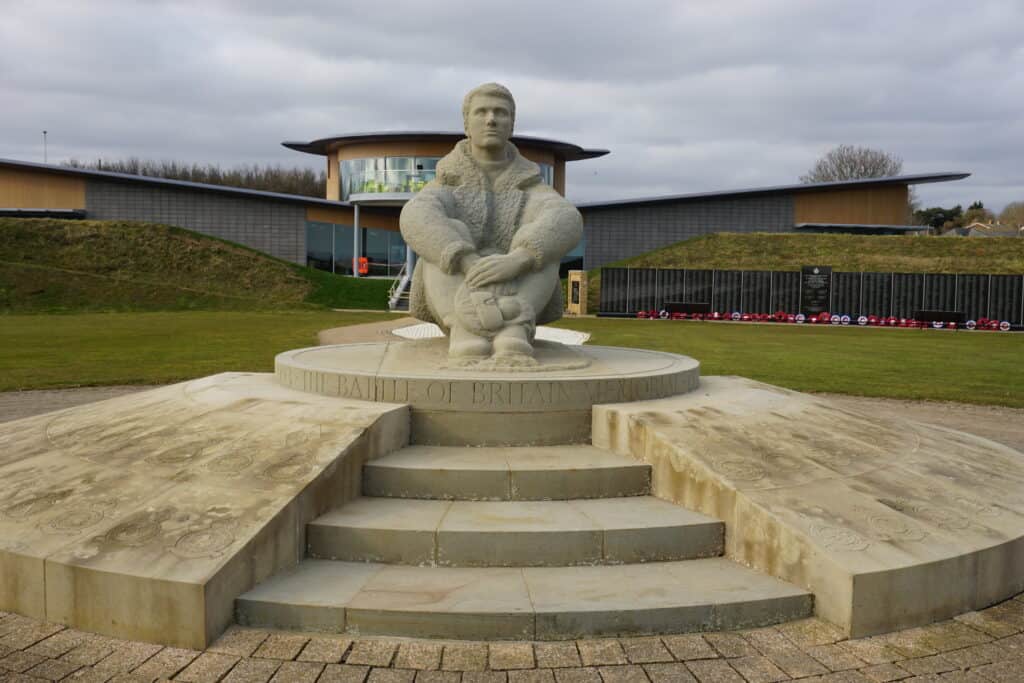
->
xmin=306 ymin=496 xmax=723 ymax=567
xmin=236 ymin=558 xmax=812 ymax=640
xmin=363 ymin=445 xmax=652 ymax=500
xmin=275 ymin=340 xmax=700 ymax=446
xmin=0 ymin=373 xmax=409 ymax=649
xmin=593 ymin=375 xmax=1024 ymax=638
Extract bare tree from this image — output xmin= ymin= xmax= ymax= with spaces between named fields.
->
xmin=999 ymin=201 xmax=1024 ymax=228
xmin=800 ymin=144 xmax=903 ymax=183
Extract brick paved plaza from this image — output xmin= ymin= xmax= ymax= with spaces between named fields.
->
xmin=3 ymin=595 xmax=1024 ymax=683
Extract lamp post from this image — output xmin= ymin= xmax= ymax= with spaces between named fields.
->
xmin=42 ymin=131 xmax=48 ymax=164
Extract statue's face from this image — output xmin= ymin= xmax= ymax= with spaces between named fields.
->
xmin=465 ymin=94 xmax=513 ymax=150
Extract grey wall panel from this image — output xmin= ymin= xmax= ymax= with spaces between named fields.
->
xmin=600 ymin=267 xmax=1023 ymax=322
xmin=831 ymin=272 xmax=861 ymax=316
xmin=582 ymin=195 xmax=795 ymax=270
xmin=85 ymin=180 xmax=307 ymax=264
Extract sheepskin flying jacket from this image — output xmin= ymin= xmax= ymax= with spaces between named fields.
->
xmin=399 ymin=139 xmax=583 ymax=328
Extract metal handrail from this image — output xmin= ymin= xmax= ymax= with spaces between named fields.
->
xmin=388 ymin=261 xmax=412 ymax=310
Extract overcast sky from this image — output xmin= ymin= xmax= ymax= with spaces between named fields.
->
xmin=2 ymin=0 xmax=1021 ymax=211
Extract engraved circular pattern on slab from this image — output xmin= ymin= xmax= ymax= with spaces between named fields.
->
xmin=854 ymin=507 xmax=928 ymax=542
xmin=170 ymin=526 xmax=235 ymax=559
xmin=2 ymin=491 xmax=72 ymax=519
xmin=47 ymin=508 xmax=105 ymax=533
xmin=808 ymin=522 xmax=871 ymax=551
xmin=206 ymin=453 xmax=254 ymax=475
xmin=714 ymin=460 xmax=768 ymax=481
xmin=103 ymin=511 xmax=170 ymax=547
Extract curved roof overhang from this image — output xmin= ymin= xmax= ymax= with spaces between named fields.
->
xmin=282 ymin=131 xmax=608 ymax=162
xmin=577 ymin=173 xmax=972 ymax=210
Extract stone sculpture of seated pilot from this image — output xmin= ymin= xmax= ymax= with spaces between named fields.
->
xmin=399 ymin=83 xmax=583 ymax=364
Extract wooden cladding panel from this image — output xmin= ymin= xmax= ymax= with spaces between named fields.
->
xmin=794 ymin=185 xmax=909 ymax=225
xmin=0 ymin=168 xmax=85 ymax=209
xmin=305 ymin=205 xmax=400 ymax=230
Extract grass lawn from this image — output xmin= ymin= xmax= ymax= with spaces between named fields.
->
xmin=552 ymin=317 xmax=1024 ymax=408
xmin=3 ymin=311 xmax=1021 ymax=408
xmin=0 ymin=310 xmax=400 ymax=391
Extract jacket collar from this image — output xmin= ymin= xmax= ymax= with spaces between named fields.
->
xmin=437 ymin=139 xmax=541 ymax=192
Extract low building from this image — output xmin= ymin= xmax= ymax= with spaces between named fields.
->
xmin=0 ymin=132 xmax=970 ymax=288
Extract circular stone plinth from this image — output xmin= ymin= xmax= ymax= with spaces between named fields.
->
xmin=275 ymin=340 xmax=700 ymax=446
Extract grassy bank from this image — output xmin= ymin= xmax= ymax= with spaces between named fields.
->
xmin=553 ymin=317 xmax=1024 ymax=408
xmin=0 ymin=218 xmax=391 ymax=312
xmin=0 ymin=310 xmax=399 ymax=390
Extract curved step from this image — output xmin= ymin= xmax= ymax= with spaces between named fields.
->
xmin=363 ymin=445 xmax=651 ymax=501
xmin=307 ymin=496 xmax=724 ymax=567
xmin=236 ymin=558 xmax=813 ymax=640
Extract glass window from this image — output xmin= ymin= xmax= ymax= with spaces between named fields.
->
xmin=559 ymin=236 xmax=584 ymax=278
xmin=538 ymin=163 xmax=554 ymax=186
xmin=305 ymin=222 xmax=334 ymax=272
xmin=333 ymin=224 xmax=354 ymax=275
xmin=363 ymin=228 xmax=390 ymax=277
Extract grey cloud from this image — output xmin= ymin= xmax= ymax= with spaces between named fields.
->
xmin=1 ymin=0 xmax=1021 ymax=211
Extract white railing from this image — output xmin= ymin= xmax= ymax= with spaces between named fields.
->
xmin=388 ymin=261 xmax=412 ymax=310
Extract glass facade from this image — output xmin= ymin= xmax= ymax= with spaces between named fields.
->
xmin=305 ymin=222 xmax=406 ymax=277
xmin=559 ymin=237 xmax=585 ymax=278
xmin=340 ymin=156 xmax=554 ymax=199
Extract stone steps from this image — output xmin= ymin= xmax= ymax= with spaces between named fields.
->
xmin=363 ymin=445 xmax=651 ymax=501
xmin=307 ymin=495 xmax=724 ymax=566
xmin=236 ymin=558 xmax=813 ymax=640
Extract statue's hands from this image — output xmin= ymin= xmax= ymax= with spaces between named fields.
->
xmin=464 ymin=250 xmax=533 ymax=288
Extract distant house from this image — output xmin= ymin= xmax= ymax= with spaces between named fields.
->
xmin=943 ymin=222 xmax=1024 ymax=237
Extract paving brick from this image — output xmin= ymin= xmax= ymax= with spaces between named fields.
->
xmin=618 ymin=640 xmax=672 ymax=665
xmin=914 ymin=623 xmax=991 ymax=652
xmin=553 ymin=668 xmax=600 ymax=683
xmin=270 ymin=661 xmax=325 ymax=683
xmin=462 ymin=673 xmax=509 ymax=683
xmin=896 ymin=655 xmax=957 ymax=676
xmin=776 ymin=618 xmax=846 ymax=648
xmin=394 ymin=643 xmax=443 ymax=671
xmin=938 ymin=641 xmax=1007 ymax=669
xmin=534 ymin=644 xmax=581 ymax=669
xmin=488 ymin=645 xmax=534 ymax=671
xmin=682 ymin=660 xmax=743 ymax=683
xmin=594 ymin=665 xmax=648 ymax=683
xmin=0 ymin=650 xmax=47 ymax=673
xmin=726 ymin=655 xmax=787 ymax=683
xmin=366 ymin=669 xmax=416 ymax=683
xmin=208 ymin=629 xmax=270 ymax=658
xmin=92 ymin=642 xmax=162 ymax=675
xmin=255 ymin=635 xmax=311 ymax=661
xmin=0 ymin=623 xmax=65 ymax=651
xmin=220 ymin=657 xmax=281 ymax=683
xmin=577 ymin=642 xmax=627 ymax=667
xmin=838 ymin=639 xmax=905 ymax=666
xmin=296 ymin=638 xmax=352 ymax=665
xmin=25 ymin=657 xmax=85 ymax=681
xmin=414 ymin=671 xmax=461 ymax=683
xmin=175 ymin=652 xmax=240 ymax=683
xmin=952 ymin=611 xmax=1018 ymax=639
xmin=347 ymin=642 xmax=397 ymax=668
xmin=441 ymin=645 xmax=488 ymax=673
xmin=62 ymin=640 xmax=120 ymax=667
xmin=507 ymin=671 xmax=555 ymax=683
xmin=318 ymin=664 xmax=370 ymax=683
xmin=807 ymin=644 xmax=868 ymax=672
xmin=63 ymin=667 xmax=117 ymax=683
xmin=701 ymin=635 xmax=756 ymax=660
xmin=857 ymin=662 xmax=911 ymax=682
xmin=642 ymin=663 xmax=696 ymax=683
xmin=24 ymin=630 xmax=92 ymax=659
xmin=129 ymin=647 xmax=199 ymax=680
xmin=971 ymin=657 xmax=1024 ymax=682
xmin=659 ymin=637 xmax=716 ymax=663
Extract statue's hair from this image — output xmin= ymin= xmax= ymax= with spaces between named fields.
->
xmin=462 ymin=82 xmax=516 ymax=130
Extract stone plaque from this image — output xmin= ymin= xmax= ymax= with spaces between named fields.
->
xmin=800 ymin=266 xmax=832 ymax=315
